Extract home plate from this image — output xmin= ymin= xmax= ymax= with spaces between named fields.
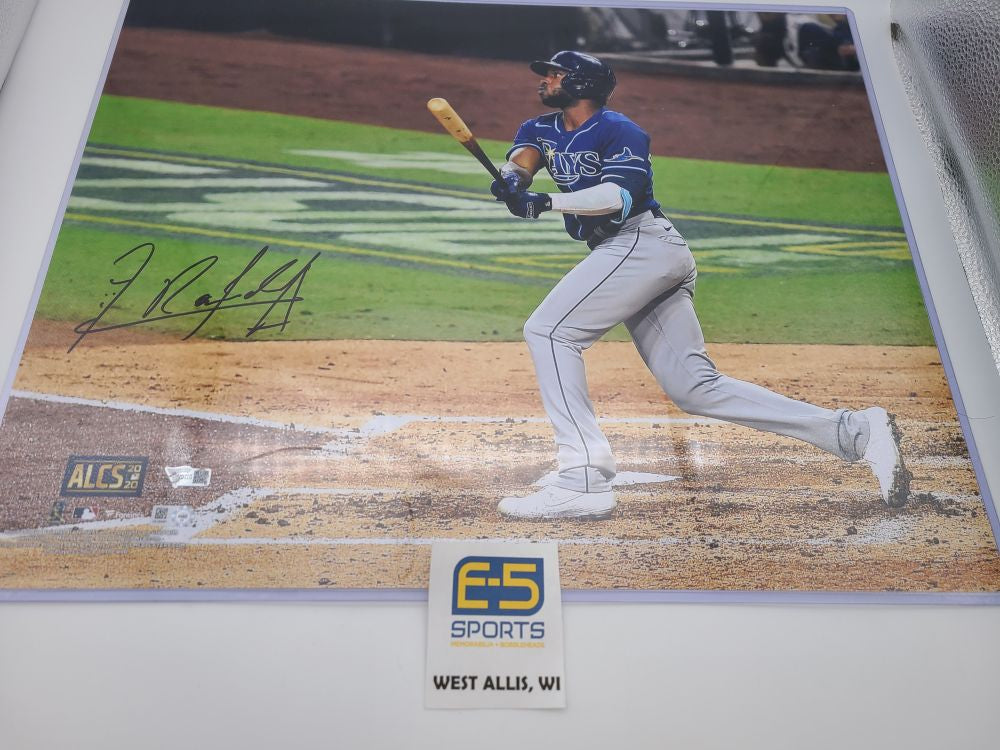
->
xmin=534 ymin=470 xmax=679 ymax=487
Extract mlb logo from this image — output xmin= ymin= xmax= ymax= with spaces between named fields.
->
xmin=72 ymin=506 xmax=97 ymax=521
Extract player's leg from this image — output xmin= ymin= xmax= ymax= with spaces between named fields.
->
xmin=625 ymin=273 xmax=909 ymax=505
xmin=499 ymin=222 xmax=695 ymax=519
xmin=627 ymin=283 xmax=865 ymax=457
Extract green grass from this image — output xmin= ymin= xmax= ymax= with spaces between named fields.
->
xmin=38 ymin=95 xmax=933 ymax=346
xmin=694 ymin=269 xmax=932 ymax=345
xmin=89 ymin=95 xmax=903 ymax=228
xmin=43 ymin=224 xmax=932 ymax=346
xmin=42 ymin=225 xmax=538 ymax=343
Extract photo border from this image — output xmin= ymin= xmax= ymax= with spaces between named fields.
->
xmin=1 ymin=0 xmax=997 ymax=604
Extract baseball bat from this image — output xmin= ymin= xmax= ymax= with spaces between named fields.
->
xmin=426 ymin=97 xmax=503 ymax=181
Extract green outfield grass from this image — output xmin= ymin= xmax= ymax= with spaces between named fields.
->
xmin=694 ymin=269 xmax=931 ymax=345
xmin=35 ymin=95 xmax=934 ymax=346
xmin=42 ymin=224 xmax=932 ymax=346
xmin=89 ymin=96 xmax=903 ymax=229
xmin=42 ymin=225 xmax=537 ymax=343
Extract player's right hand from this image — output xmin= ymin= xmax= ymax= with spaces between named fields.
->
xmin=490 ymin=172 xmax=524 ymax=201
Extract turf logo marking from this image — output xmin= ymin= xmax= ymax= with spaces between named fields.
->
xmin=68 ymin=147 xmax=911 ymax=277
xmin=288 ymin=149 xmax=501 ymax=176
xmin=79 ymin=156 xmax=225 ymax=175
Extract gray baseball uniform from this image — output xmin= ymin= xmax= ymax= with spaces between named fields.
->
xmin=509 ymin=107 xmax=870 ymax=494
xmin=524 ymin=210 xmax=869 ymax=494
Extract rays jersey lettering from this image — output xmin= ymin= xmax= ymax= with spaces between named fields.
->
xmin=507 ymin=108 xmax=660 ymax=241
xmin=537 ymin=139 xmax=602 ymax=186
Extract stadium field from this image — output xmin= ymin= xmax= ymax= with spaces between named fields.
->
xmin=43 ymin=95 xmax=931 ymax=346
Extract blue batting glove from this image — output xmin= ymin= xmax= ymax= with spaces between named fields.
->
xmin=490 ymin=172 xmax=524 ymax=201
xmin=504 ymin=191 xmax=552 ymax=220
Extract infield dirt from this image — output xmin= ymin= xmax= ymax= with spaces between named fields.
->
xmin=103 ymin=27 xmax=887 ymax=172
xmin=1 ymin=321 xmax=996 ymax=593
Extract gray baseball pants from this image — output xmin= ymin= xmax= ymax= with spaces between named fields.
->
xmin=523 ymin=211 xmax=870 ymax=494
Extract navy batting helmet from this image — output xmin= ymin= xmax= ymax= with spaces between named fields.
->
xmin=529 ymin=51 xmax=616 ymax=101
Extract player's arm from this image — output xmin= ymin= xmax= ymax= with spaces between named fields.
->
xmin=496 ymin=119 xmax=623 ymax=219
xmin=499 ymin=140 xmax=624 ymax=219
xmin=549 ymin=183 xmax=625 ymax=215
xmin=502 ymin=181 xmax=626 ymax=220
xmin=502 ymin=120 xmax=649 ymax=221
xmin=576 ymin=121 xmax=653 ymax=221
xmin=492 ymin=146 xmax=542 ymax=198
xmin=507 ymin=144 xmax=624 ymax=214
xmin=507 ymin=146 xmax=542 ymax=176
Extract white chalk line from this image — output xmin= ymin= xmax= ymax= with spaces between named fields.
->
xmin=17 ymin=392 xmax=965 ymax=477
xmin=13 ymin=392 xmax=958 ymax=439
xmin=15 ymin=391 xmax=967 ymax=477
xmin=355 ymin=413 xmax=722 ymax=437
xmin=0 ymin=486 xmax=391 ymax=542
xmin=11 ymin=390 xmax=350 ymax=437
xmin=0 ymin=475 xmax=677 ymax=543
xmin=10 ymin=391 xmax=725 ymax=456
xmin=0 ymin=516 xmax=155 ymax=540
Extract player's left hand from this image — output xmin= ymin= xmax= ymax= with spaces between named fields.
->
xmin=504 ymin=191 xmax=552 ymax=220
xmin=490 ymin=172 xmax=524 ymax=201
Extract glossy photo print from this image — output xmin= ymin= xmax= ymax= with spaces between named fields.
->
xmin=0 ymin=1 xmax=997 ymax=599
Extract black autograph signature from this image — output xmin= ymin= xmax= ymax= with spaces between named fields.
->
xmin=71 ymin=243 xmax=321 ymax=352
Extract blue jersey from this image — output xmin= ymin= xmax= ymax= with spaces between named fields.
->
xmin=506 ymin=108 xmax=660 ymax=242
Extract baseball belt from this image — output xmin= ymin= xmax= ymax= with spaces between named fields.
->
xmin=586 ymin=208 xmax=670 ymax=250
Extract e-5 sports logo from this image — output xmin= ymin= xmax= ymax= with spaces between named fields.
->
xmin=60 ymin=456 xmax=148 ymax=497
xmin=450 ymin=556 xmax=545 ymax=642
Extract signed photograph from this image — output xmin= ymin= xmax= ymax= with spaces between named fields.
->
xmin=0 ymin=0 xmax=997 ymax=596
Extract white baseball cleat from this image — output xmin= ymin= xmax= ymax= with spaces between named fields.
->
xmin=498 ymin=485 xmax=616 ymax=521
xmin=859 ymin=406 xmax=911 ymax=507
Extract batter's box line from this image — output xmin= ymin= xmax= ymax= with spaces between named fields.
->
xmin=9 ymin=391 xmax=722 ymax=455
xmin=0 ymin=486 xmax=393 ymax=544
xmin=356 ymin=413 xmax=722 ymax=436
xmin=0 ymin=481 xmax=681 ymax=546
xmin=11 ymin=389 xmax=352 ymax=436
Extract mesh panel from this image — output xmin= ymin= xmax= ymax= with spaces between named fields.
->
xmin=892 ymin=0 xmax=1000 ymax=374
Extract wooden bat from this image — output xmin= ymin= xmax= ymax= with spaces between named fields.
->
xmin=426 ymin=97 xmax=503 ymax=181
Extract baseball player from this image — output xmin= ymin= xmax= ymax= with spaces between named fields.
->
xmin=490 ymin=50 xmax=909 ymax=520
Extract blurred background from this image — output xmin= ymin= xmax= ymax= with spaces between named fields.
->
xmin=122 ymin=2 xmax=860 ymax=78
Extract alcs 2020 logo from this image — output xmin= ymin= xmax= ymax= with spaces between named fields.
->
xmin=60 ymin=456 xmax=148 ymax=498
xmin=451 ymin=556 xmax=544 ymax=616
